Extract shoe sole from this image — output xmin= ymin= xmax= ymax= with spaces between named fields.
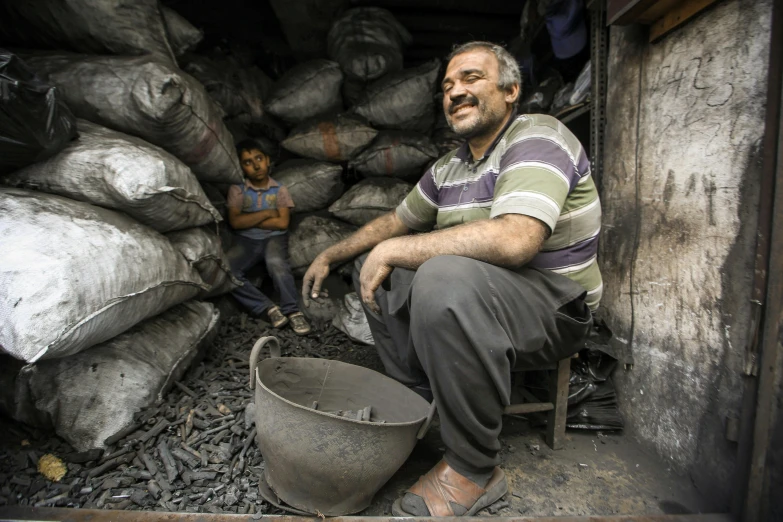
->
xmin=391 ymin=470 xmax=509 ymax=517
xmin=271 ymin=318 xmax=289 ymax=328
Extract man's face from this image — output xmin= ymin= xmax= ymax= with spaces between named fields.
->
xmin=442 ymin=49 xmax=516 ymax=139
xmin=240 ymin=148 xmax=270 ymax=183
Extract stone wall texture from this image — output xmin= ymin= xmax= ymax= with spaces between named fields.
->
xmin=600 ymin=0 xmax=772 ymax=508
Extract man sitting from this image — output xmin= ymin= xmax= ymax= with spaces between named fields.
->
xmin=226 ymin=139 xmax=311 ymax=335
xmin=302 ymin=42 xmax=600 ymax=516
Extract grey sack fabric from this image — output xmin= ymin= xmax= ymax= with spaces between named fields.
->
xmin=327 ymin=7 xmax=412 ymax=81
xmin=265 ymin=60 xmax=344 ymax=126
xmin=274 ymin=160 xmax=344 ymax=213
xmin=181 ymin=54 xmax=271 ymax=124
xmin=2 ymin=120 xmax=221 ymax=233
xmin=0 ymin=0 xmax=176 ymax=65
xmin=281 ymin=114 xmax=378 ymax=163
xmin=348 ymin=131 xmax=438 ymax=180
xmin=0 ymin=189 xmax=206 ymax=363
xmin=351 ymin=59 xmax=441 ymax=133
xmin=288 ymin=216 xmax=357 ymax=276
xmin=329 ymin=178 xmax=412 ymax=226
xmin=11 ymin=301 xmax=220 ymax=451
xmin=166 ymin=227 xmax=241 ymax=298
xmin=161 ymin=6 xmax=203 ymax=57
xmin=25 ymin=53 xmax=242 ymax=184
xmin=332 ymin=292 xmax=374 ymax=345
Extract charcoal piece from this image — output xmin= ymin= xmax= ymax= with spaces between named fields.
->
xmin=147 ymin=480 xmax=162 ymax=500
xmin=156 ymin=440 xmax=179 ymax=483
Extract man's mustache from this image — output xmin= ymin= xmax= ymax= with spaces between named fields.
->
xmin=448 ymin=95 xmax=479 ymax=115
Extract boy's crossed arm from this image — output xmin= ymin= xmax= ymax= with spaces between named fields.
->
xmin=227 ymin=207 xmax=279 ymax=230
xmin=256 ymin=207 xmax=290 ymax=231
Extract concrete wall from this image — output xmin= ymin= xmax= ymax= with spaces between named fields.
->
xmin=600 ymin=0 xmax=771 ymax=508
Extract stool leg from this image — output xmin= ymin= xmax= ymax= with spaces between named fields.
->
xmin=546 ymin=357 xmax=571 ymax=450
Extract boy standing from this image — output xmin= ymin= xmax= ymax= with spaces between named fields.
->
xmin=226 ymin=139 xmax=311 ymax=335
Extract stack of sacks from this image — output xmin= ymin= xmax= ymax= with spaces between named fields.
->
xmin=0 ymin=5 xmax=238 ymax=449
xmin=327 ymin=7 xmax=412 ymax=82
xmin=261 ymin=11 xmax=442 ymax=288
xmin=181 ymin=52 xmax=272 ymax=128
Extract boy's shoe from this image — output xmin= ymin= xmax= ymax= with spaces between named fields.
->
xmin=289 ymin=312 xmax=312 ymax=336
xmin=267 ymin=306 xmax=289 ymax=328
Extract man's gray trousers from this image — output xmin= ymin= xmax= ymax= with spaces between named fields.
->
xmin=353 ymin=254 xmax=592 ymax=476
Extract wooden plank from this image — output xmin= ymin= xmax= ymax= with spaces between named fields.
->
xmin=635 ymin=0 xmax=681 ymax=24
xmin=649 ymin=0 xmax=722 ymax=42
xmin=504 ymin=402 xmax=554 ymax=415
xmin=349 ymin=0 xmax=522 ymax=16
xmin=546 ymin=357 xmax=572 ymax=450
xmin=607 ymin=0 xmax=658 ymax=25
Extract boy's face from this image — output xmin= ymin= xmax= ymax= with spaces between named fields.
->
xmin=240 ymin=148 xmax=270 ymax=183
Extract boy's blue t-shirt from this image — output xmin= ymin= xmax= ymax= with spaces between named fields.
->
xmin=226 ymin=177 xmax=294 ymax=241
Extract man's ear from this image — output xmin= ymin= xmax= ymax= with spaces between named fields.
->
xmin=505 ymin=83 xmax=521 ymax=105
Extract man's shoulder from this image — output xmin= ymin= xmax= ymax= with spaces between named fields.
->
xmin=431 ymin=148 xmax=463 ymax=174
xmin=505 ymin=113 xmax=581 ymax=152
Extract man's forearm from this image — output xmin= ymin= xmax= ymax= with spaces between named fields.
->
xmin=380 ymin=214 xmax=547 ymax=271
xmin=319 ymin=211 xmax=409 ymax=266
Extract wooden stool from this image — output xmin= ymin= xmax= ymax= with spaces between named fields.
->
xmin=503 ymin=355 xmax=576 ymax=450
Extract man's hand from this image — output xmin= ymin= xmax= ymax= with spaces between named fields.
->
xmin=359 ymin=243 xmax=394 ymax=315
xmin=301 ymin=254 xmax=331 ymax=308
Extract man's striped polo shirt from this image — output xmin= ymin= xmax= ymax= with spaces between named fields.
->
xmin=396 ymin=113 xmax=603 ymax=309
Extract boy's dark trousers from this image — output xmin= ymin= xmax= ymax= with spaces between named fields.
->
xmin=227 ymin=234 xmax=298 ymax=316
xmin=352 ymin=254 xmax=593 ymax=477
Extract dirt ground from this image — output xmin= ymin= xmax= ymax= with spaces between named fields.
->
xmin=0 ymin=309 xmax=712 ymax=517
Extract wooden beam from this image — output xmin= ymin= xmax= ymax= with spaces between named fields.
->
xmin=649 ymin=0 xmax=722 ymax=42
xmin=349 ymin=0 xmax=523 ymax=16
xmin=607 ymin=0 xmax=658 ymax=25
xmin=504 ymin=402 xmax=554 ymax=415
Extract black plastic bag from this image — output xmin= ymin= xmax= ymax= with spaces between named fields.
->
xmin=0 ymin=50 xmax=76 ymax=175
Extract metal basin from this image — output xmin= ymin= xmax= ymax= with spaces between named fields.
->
xmin=249 ymin=337 xmax=431 ymax=516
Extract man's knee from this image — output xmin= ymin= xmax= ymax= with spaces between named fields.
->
xmin=411 ymin=256 xmax=485 ymax=316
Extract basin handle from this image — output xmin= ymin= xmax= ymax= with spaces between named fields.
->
xmin=416 ymin=401 xmax=437 ymax=440
xmin=249 ymin=336 xmax=282 ymax=390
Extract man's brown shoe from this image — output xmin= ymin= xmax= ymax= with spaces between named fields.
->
xmin=267 ymin=306 xmax=288 ymax=328
xmin=289 ymin=312 xmax=311 ymax=336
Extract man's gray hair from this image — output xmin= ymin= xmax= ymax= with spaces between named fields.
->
xmin=447 ymin=41 xmax=522 ymax=95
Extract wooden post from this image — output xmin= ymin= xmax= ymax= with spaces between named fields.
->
xmin=546 ymin=357 xmax=572 ymax=450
